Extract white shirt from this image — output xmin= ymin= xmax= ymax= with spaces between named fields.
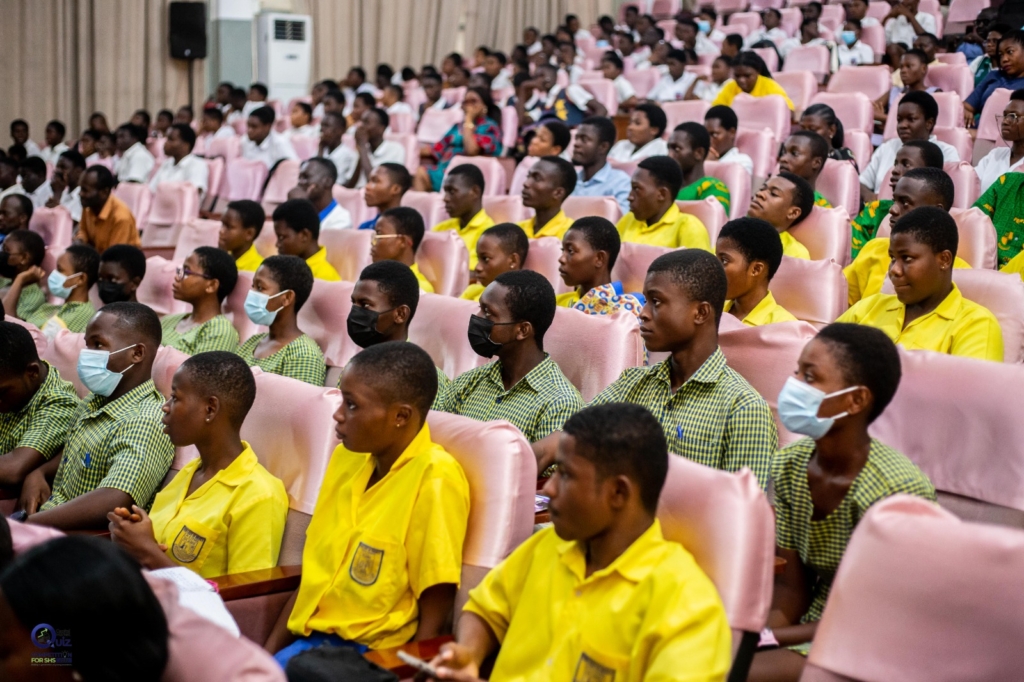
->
xmin=148 ymin=153 xmax=209 ymax=196
xmin=213 ymin=125 xmax=236 ymax=140
xmin=491 ymin=70 xmax=512 ymax=90
xmin=242 ymin=100 xmax=265 ymax=117
xmin=562 ymin=64 xmax=584 ymax=85
xmin=838 ymin=41 xmax=876 ymax=67
xmin=286 ymin=124 xmax=318 ymax=139
xmin=0 ymin=184 xmax=25 ymax=203
xmin=527 ymin=40 xmax=543 ymax=55
xmin=780 ymin=37 xmax=826 ymax=58
xmin=385 ymin=101 xmax=415 ymax=120
xmin=115 ymin=141 xmax=156 ymax=183
xmin=975 ymin=147 xmax=1024 ymax=194
xmin=859 ymin=135 xmax=959 ymax=193
xmin=60 ymin=185 xmax=82 ymax=222
xmin=320 ymin=202 xmax=353 ymax=230
xmin=611 ymin=75 xmax=638 ymax=105
xmin=745 ymin=27 xmax=788 ymax=48
xmin=884 ymin=12 xmax=936 ymax=47
xmin=608 ymin=137 xmax=669 ymax=161
xmin=527 ymin=85 xmax=593 ymax=123
xmin=574 ymin=29 xmax=593 ymax=42
xmin=313 ymin=102 xmax=325 ymax=119
xmin=84 ymin=153 xmax=102 ymax=166
xmin=321 ymin=143 xmax=360 ymax=185
xmin=646 ymin=72 xmax=698 ymax=102
xmin=694 ymin=80 xmax=725 ymax=103
xmin=28 ymin=182 xmax=53 ymax=209
xmin=719 ymin=147 xmax=755 ymax=176
xmin=241 ymin=130 xmax=299 ymax=169
xmin=355 ymin=139 xmax=406 ymax=188
xmin=226 ymin=110 xmax=245 ymax=126
xmin=22 ymin=140 xmax=41 ymax=157
xmin=38 ymin=142 xmax=69 ymax=166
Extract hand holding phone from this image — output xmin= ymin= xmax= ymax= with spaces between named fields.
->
xmin=398 ymin=651 xmax=439 ymax=678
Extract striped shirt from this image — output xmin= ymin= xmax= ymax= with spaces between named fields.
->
xmin=26 ymin=301 xmax=96 ymax=334
xmin=160 ymin=314 xmax=240 ymax=356
xmin=236 ymin=333 xmax=326 ymax=386
xmin=0 ymin=362 xmax=80 ymax=459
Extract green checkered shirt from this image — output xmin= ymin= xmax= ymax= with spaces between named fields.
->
xmin=237 ymin=332 xmax=326 ymax=386
xmin=676 ymin=176 xmax=731 ymax=215
xmin=0 ymin=279 xmax=46 ymax=321
xmin=161 ymin=313 xmax=240 ymax=356
xmin=591 ymin=348 xmax=777 ymax=488
xmin=0 ymin=362 xmax=80 ymax=460
xmin=41 ymin=379 xmax=174 ymax=511
xmin=26 ymin=301 xmax=96 ymax=333
xmin=438 ymin=355 xmax=584 ymax=442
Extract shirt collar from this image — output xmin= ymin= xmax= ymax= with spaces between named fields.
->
xmin=318 ymin=200 xmax=339 ymax=222
xmin=86 ymin=379 xmax=160 ymax=418
xmin=556 ymin=520 xmax=669 ymax=583
xmin=579 ymin=162 xmax=614 ymax=186
xmin=651 ymin=347 xmax=727 ymax=389
xmin=383 ymin=422 xmax=435 ymax=477
xmin=742 ymin=292 xmax=780 ymax=326
xmin=307 ymin=246 xmax=329 ymax=265
xmin=180 ymin=442 xmax=260 ymax=491
xmin=643 ymin=202 xmax=680 ymax=229
xmin=486 ymin=354 xmax=555 ymax=394
xmin=464 ymin=209 xmax=491 ymax=230
xmin=886 ymin=283 xmax=964 ymax=322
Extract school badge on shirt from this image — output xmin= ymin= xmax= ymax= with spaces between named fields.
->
xmin=171 ymin=526 xmax=207 ymax=563
xmin=573 ymin=653 xmax=616 ymax=682
xmin=349 ymin=542 xmax=384 ymax=586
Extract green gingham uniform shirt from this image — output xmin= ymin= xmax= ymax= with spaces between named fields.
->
xmin=438 ymin=355 xmax=584 ymax=443
xmin=773 ymin=437 xmax=936 ymax=653
xmin=26 ymin=301 xmax=96 ymax=333
xmin=40 ymin=379 xmax=174 ymax=511
xmin=236 ymin=332 xmax=326 ymax=386
xmin=591 ymin=349 xmax=777 ymax=488
xmin=161 ymin=313 xmax=240 ymax=356
xmin=0 ymin=279 xmax=47 ymax=321
xmin=0 ymin=362 xmax=80 ymax=460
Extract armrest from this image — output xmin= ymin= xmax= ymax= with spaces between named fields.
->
xmin=364 ymin=635 xmax=454 ymax=677
xmin=212 ymin=565 xmax=302 ymax=601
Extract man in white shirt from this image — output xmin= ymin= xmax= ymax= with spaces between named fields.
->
xmin=45 ymin=150 xmax=86 ymax=223
xmin=197 ymin=106 xmax=236 ymax=148
xmin=294 ymin=157 xmax=352 ymax=230
xmin=974 ymin=91 xmax=1024 ymax=193
xmin=381 ymin=85 xmax=415 ymax=122
xmin=341 ymin=68 xmax=378 ymax=117
xmin=318 ymin=112 xmax=359 ymax=187
xmin=286 ymin=102 xmax=317 ymax=139
xmin=608 ymin=103 xmax=670 ymax=161
xmin=9 ymin=120 xmax=41 ymax=158
xmin=484 ymin=52 xmax=512 ymax=90
xmin=601 ymin=53 xmax=639 ymax=113
xmin=19 ymin=157 xmax=52 ymax=209
xmin=37 ymin=120 xmax=70 ymax=166
xmin=646 ymin=49 xmax=699 ymax=102
xmin=884 ymin=0 xmax=935 ymax=47
xmin=838 ymin=20 xmax=877 ymax=66
xmin=243 ymin=82 xmax=269 ymax=118
xmin=566 ymin=14 xmax=592 ymax=43
xmin=705 ymin=105 xmax=755 ymax=176
xmin=224 ymin=87 xmax=249 ymax=128
xmin=780 ymin=19 xmax=828 ymax=58
xmin=524 ymin=27 xmax=543 ymax=55
xmin=114 ymin=123 xmax=155 ymax=184
xmin=846 ymin=0 xmax=881 ymax=29
xmin=148 ymin=124 xmax=209 ymax=198
xmin=349 ymin=108 xmax=406 ymax=189
xmin=746 ymin=9 xmax=789 ymax=48
xmin=241 ymin=105 xmax=299 ymax=171
xmin=521 ymin=64 xmax=608 ymax=126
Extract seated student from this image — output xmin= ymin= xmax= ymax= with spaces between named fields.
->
xmin=668 ymin=122 xmax=731 ymax=214
xmin=357 ymin=163 xmax=412 ymax=231
xmin=46 ymin=149 xmax=87 ymax=223
xmin=95 ymin=245 xmax=149 ymax=312
xmin=415 ymin=89 xmax=503 ymax=193
xmin=161 ymin=247 xmax=240 ymax=355
xmin=318 ymin=111 xmax=359 ymax=187
xmin=525 ymin=119 xmax=571 ymax=159
xmin=533 ymin=249 xmax=778 ymax=488
xmin=241 ymin=106 xmax=299 ymax=171
xmin=617 ymin=156 xmax=711 ymax=250
xmin=747 ymin=172 xmax=816 ymax=260
xmin=570 ymin=116 xmax=633 ymax=215
xmin=519 ymin=63 xmax=608 ymax=129
xmin=295 ymin=157 xmax=352 ymax=230
xmin=381 ymin=84 xmax=414 ymax=120
xmin=875 ymin=49 xmax=939 ymax=128
xmin=433 ymin=164 xmax=495 ymax=270
xmin=963 ymin=30 xmax=1024 ymax=127
xmin=107 ymin=351 xmax=288 ymax=579
xmin=608 ymin=103 xmax=669 ymax=161
xmin=689 ymin=55 xmax=732 ymax=103
xmin=0 ymin=321 xmax=80 ymax=489
xmin=777 ymin=130 xmax=833 ymax=208
xmin=717 ymin=217 xmax=797 ymax=326
xmin=265 ymin=341 xmax=470 ymax=663
xmin=0 ymin=195 xmax=31 ymax=246
xmin=837 ymin=19 xmax=875 ymax=66
xmin=838 ymin=206 xmax=1003 ymax=362
xmin=979 ymin=171 xmax=1024 ymax=274
xmin=461 ymin=223 xmax=530 ymax=301
xmin=286 ymin=101 xmax=316 ymax=139
xmin=350 ymin=107 xmax=407 ymax=189
xmin=430 ymin=402 xmax=731 ymax=682
xmin=417 ymin=72 xmax=450 ymax=119
xmin=113 ymin=124 xmax=156 ymax=184
xmin=22 ymin=244 xmax=99 ymax=335
xmin=370 ymin=207 xmax=434 ymax=293
xmin=557 ymin=216 xmax=645 ymax=317
xmin=646 ymin=48 xmax=699 ymax=102
xmin=131 ymin=108 xmax=153 ymax=132
xmin=0 ymin=229 xmax=47 ymax=320
xmin=974 ymin=88 xmax=1024 ymax=194
xmin=347 ymin=92 xmax=378 ymax=130
xmin=860 ymin=90 xmax=959 ymax=201
xmin=20 ymin=157 xmax=52 ymax=209
xmin=0 ymin=157 xmax=24 ymax=203
xmin=439 ymin=270 xmax=583 ymax=442
xmin=244 ymin=82 xmax=269 ymax=117
xmin=76 ymin=165 xmax=140 ymax=253
xmin=749 ymin=324 xmax=936 ymax=681
xmin=198 ymin=105 xmax=235 ymax=142
xmin=218 ymin=199 xmax=266 ymax=273
xmin=484 ymin=50 xmax=512 ymax=90
xmin=799 ymin=103 xmax=858 ymax=168
xmin=780 ymin=18 xmax=826 ymax=59
xmin=23 ymin=302 xmax=174 ymax=528
xmin=148 ymin=124 xmax=209 ymax=198
xmin=704 ymin=105 xmax=755 ymax=175
xmin=519 ymin=156 xmax=577 ymax=239
xmin=713 ymin=51 xmax=795 ymax=113
xmin=600 ymin=52 xmax=639 ymax=113
xmin=272 ymin=198 xmax=341 ymax=281
xmin=37 ymin=119 xmax=69 ymax=166
xmin=9 ymin=119 xmax=39 ymax=157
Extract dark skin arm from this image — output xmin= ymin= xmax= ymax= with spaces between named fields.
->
xmin=413 ymin=583 xmax=457 ymax=641
xmin=428 ymin=611 xmax=500 ymax=680
xmin=18 ymin=454 xmax=62 ymax=514
xmin=766 ymin=546 xmax=818 ymax=646
xmin=264 ymin=590 xmax=300 ymax=654
xmin=27 ymin=487 xmax=135 ymax=531
xmin=531 ymin=432 xmax=560 ymax=472
xmin=0 ymin=447 xmax=47 ymax=488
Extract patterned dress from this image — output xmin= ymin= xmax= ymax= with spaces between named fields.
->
xmin=422 ymin=116 xmax=502 ymax=191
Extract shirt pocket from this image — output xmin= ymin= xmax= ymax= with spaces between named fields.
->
xmin=167 ymin=516 xmax=220 ymax=572
xmin=573 ymin=640 xmax=630 ymax=682
xmin=345 ymin=536 xmax=407 ymax=611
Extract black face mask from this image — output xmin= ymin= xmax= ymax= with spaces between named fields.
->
xmin=0 ymin=251 xmax=17 ymax=280
xmin=97 ymin=281 xmax=132 ymax=304
xmin=347 ymin=305 xmax=396 ymax=349
xmin=467 ymin=314 xmax=517 ymax=358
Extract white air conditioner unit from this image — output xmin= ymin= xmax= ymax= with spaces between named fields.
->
xmin=256 ymin=12 xmax=312 ymax=103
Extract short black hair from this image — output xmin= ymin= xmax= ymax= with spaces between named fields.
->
xmin=294 ymin=101 xmax=313 ymax=119
xmin=903 ymin=47 xmax=930 ymax=65
xmin=788 ymin=130 xmax=829 ymax=164
xmin=539 ymin=120 xmax=572 ymax=152
xmin=900 ymin=166 xmax=954 ymax=210
xmin=891 ymin=204 xmax=958 ymax=257
xmin=379 ymin=162 xmax=413 ymax=194
xmin=273 ymin=199 xmax=321 ymax=240
xmin=304 ymin=156 xmax=338 ymax=184
xmin=447 ymin=163 xmax=485 ymax=193
xmin=567 ymin=216 xmax=622 ymax=270
xmin=901 ymin=139 xmax=945 ymax=169
xmin=638 ymin=155 xmax=684 ymax=197
xmin=250 ymin=82 xmax=269 ymax=97
xmin=580 ymin=116 xmax=618 ymax=148
xmin=9 ymin=119 xmax=27 ymax=134
xmin=380 ymin=206 xmax=425 ymax=252
xmin=65 ymin=243 xmax=101 ymax=287
xmin=193 ymin=246 xmax=239 ymax=302
xmin=169 ymin=123 xmax=197 ymax=150
xmin=323 ymin=89 xmax=346 ymax=106
xmin=156 ymin=109 xmax=174 ymax=123
xmin=346 ymin=341 xmax=438 ymax=418
xmin=117 ymin=123 xmax=147 ymax=143
xmin=634 ymin=103 xmax=668 ymax=137
xmin=705 ymin=105 xmax=738 ymax=131
xmin=800 ymin=16 xmax=818 ymax=29
xmin=99 ymin=301 xmax=163 ymax=349
xmin=132 ymin=109 xmax=152 ymax=126
xmin=259 ymin=255 xmax=315 ymax=311
xmin=46 ymin=120 xmax=66 ymax=138
xmin=178 ymin=351 xmax=256 ymax=427
xmin=368 ymin=107 xmax=390 ymax=130
xmin=85 ymin=165 xmax=116 ymax=191
xmin=602 ymin=51 xmax=625 ymax=70
xmin=647 ymin=249 xmax=728 ymax=323
xmin=249 ymin=105 xmax=276 ymax=126
xmin=358 ymin=260 xmax=421 ymax=323
xmin=898 ymin=90 xmax=939 ymax=123
xmin=718 ymin=217 xmax=785 ymax=280
xmin=562 ymin=403 xmax=668 ymax=514
xmin=677 ymin=17 xmax=699 ymax=31
xmin=776 ymin=171 xmax=816 ymax=226
xmin=321 ymin=110 xmax=347 ymax=133
xmin=349 ymin=66 xmax=368 ymax=81
xmin=6 ymin=144 xmax=26 ymax=162
xmin=482 ymin=223 xmax=530 ymax=263
xmin=998 ymin=29 xmax=1024 ymax=50
xmin=384 ymin=84 xmax=404 ymax=100
xmin=815 ymin=323 xmax=901 ymax=422
xmin=355 ymin=93 xmax=378 ymax=111
xmin=0 ymin=321 xmax=39 ymax=376
xmin=490 ymin=50 xmax=508 ymax=65
xmin=2 ymin=193 xmax=33 ymax=223
xmin=667 ymin=48 xmax=690 ymax=63
xmin=203 ymin=105 xmax=225 ymax=123
xmin=724 ymin=34 xmax=744 ymax=49
xmin=20 ymin=157 xmax=46 ymax=178
xmin=4 ymin=229 xmax=45 ymax=267
xmin=674 ymin=121 xmax=711 ymax=155
xmin=319 ymin=78 xmax=341 ymax=90
xmin=494 ymin=269 xmax=556 ymax=347
xmin=100 ymin=244 xmax=147 ymax=281
xmin=226 ymin=199 xmax=265 ymax=233
xmin=59 ymin=149 xmax=87 ymax=169
xmin=538 ymin=155 xmax=578 ymax=195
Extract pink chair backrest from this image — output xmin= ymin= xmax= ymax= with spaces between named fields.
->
xmin=860 ymin=24 xmax=886 ymax=59
xmin=417 ymin=230 xmax=471 ymax=297
xmin=442 ymin=86 xmax=467 ymax=106
xmin=677 ymin=196 xmax=729 ymax=244
xmin=827 ymin=65 xmax=891 ymax=101
xmin=947 ymin=161 xmax=982 ymax=209
xmin=219 ymin=158 xmax=268 ymax=202
xmin=501 ymin=106 xmax=519 ymax=154
xmin=611 ymin=242 xmax=671 ymax=295
xmin=401 ymin=190 xmax=448 ymax=228
xmin=623 ymin=69 xmax=661 ymax=98
xmin=384 ymin=131 xmax=421 ymax=174
xmin=28 ymin=206 xmax=74 ymax=252
xmin=950 ymin=206 xmax=997 ymax=269
xmin=750 ymin=0 xmax=784 ymax=11
xmin=294 ymin=279 xmax=357 ymax=368
xmin=331 ymin=186 xmax=378 ymax=226
xmin=819 ymin=3 xmax=845 ymax=31
xmin=607 ymin=158 xmax=639 ymax=178
xmin=685 ymin=64 xmax=713 ymax=79
xmin=866 ymin=0 xmax=891 ymax=20
xmin=933 ymin=125 xmax=973 ymax=163
xmin=974 ymin=88 xmax=1013 ymax=144
xmin=782 ymin=46 xmax=830 ymax=78
xmin=788 ymin=205 xmax=853 ymax=265
xmin=662 ymin=100 xmax=712 ymax=135
xmin=732 ymin=93 xmax=791 ymax=141
xmin=546 ymin=309 xmax=645 ymax=401
xmin=752 ymin=47 xmax=780 ymax=73
xmin=417 ymin=107 xmax=463 ymax=145
xmin=319 ymin=228 xmax=372 ymax=282
xmin=388 ymin=110 xmax=415 ymax=134
xmin=146 ymin=136 xmax=166 ymax=161
xmin=580 ymin=80 xmax=619 ymax=116
xmin=817 ymin=158 xmax=860 ymax=217
xmin=562 ymin=195 xmax=623 ymax=224
xmin=5 ymin=316 xmax=46 ymax=357
xmin=774 ymin=70 xmax=819 ymax=113
xmin=844 ymin=130 xmax=873 ymax=171
xmin=88 ymin=156 xmax=116 ymax=172
xmin=202 ymin=157 xmax=225 ymax=210
xmin=151 ymin=345 xmax=190 ymax=397
xmin=289 ymin=135 xmax=319 ymax=161
xmin=482 ymin=195 xmax=529 ymax=224
xmin=172 ymin=218 xmax=223 ymax=262
xmin=443 ymin=155 xmax=508 ymax=196
xmin=147 ymin=181 xmax=200 ymax=229
xmin=934 ymin=91 xmax=965 ymax=129
xmin=714 ymin=0 xmax=748 ymax=14
xmin=260 ymin=158 xmax=300 ymax=212
xmin=253 ymin=219 xmax=277 ymax=257
xmin=523 ymin=236 xmax=570 ymax=294
xmin=706 ymin=159 xmax=753 ymax=220
xmin=205 ymin=135 xmax=241 ymax=161
xmin=924 ymin=64 xmax=973 ymax=100
xmin=728 ymin=11 xmax=763 ymax=33
xmin=223 ymin=269 xmax=261 ymax=341
xmin=810 ymin=92 xmax=874 ymax=135
xmin=734 ymin=127 xmax=778 ymax=182
xmin=946 ymin=0 xmax=990 ymax=24
xmin=508 ymin=156 xmax=540 ymax=198
xmin=409 ymin=293 xmax=488 ymax=378
xmin=405 ymin=87 xmax=428 ymax=116
xmin=803 ymin=495 xmax=1024 ymax=682
xmin=136 ymin=256 xmax=187 ymax=316
xmin=40 ymin=330 xmax=88 ymax=397
xmin=770 ymin=256 xmax=848 ymax=326
xmin=113 ymin=183 xmax=152 ymax=230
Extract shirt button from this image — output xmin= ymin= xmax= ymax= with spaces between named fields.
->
xmin=575 ymin=589 xmax=581 ymax=597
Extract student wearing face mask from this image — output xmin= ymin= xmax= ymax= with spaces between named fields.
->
xmin=25 ymin=244 xmax=99 ymax=335
xmin=837 ymin=19 xmax=875 ymax=67
xmin=97 ymin=244 xmax=146 ymax=305
xmin=0 ymin=229 xmax=47 ymax=321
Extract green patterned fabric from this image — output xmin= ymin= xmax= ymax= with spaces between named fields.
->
xmin=850 ymin=199 xmax=893 ymax=259
xmin=0 ymin=279 xmax=47 ymax=321
xmin=0 ymin=362 xmax=80 ymax=460
xmin=813 ymin=191 xmax=832 ymax=208
xmin=26 ymin=301 xmax=96 ymax=333
xmin=236 ymin=333 xmax=326 ymax=386
xmin=974 ymin=172 xmax=1024 ymax=268
xmin=677 ymin=176 xmax=731 ymax=215
xmin=160 ymin=313 xmax=240 ymax=356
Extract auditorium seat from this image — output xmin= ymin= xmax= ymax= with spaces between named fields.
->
xmin=28 ymin=205 xmax=74 ymax=253
xmin=409 ymin=293 xmax=488 ymax=378
xmin=734 ymin=128 xmax=778 ymax=189
xmin=113 ymin=183 xmax=152 ymax=233
xmin=320 ymin=228 xmax=372 ymax=282
xmin=662 ymin=100 xmax=711 ymax=136
xmin=171 ymin=218 xmax=222 ymax=262
xmin=294 ymin=279 xmax=358 ymax=372
xmin=201 ymin=157 xmax=225 ymax=212
xmin=417 ymin=229 xmax=471 ymax=296
xmin=401 ymin=190 xmax=448 ymax=227
xmin=809 ymin=92 xmax=874 ymax=136
xmin=563 ymin=195 xmax=623 ymax=224
xmin=136 ymin=256 xmax=187 ymax=317
xmin=142 ymin=182 xmax=201 ymax=248
xmin=205 ymin=135 xmax=241 ymax=162
xmin=788 ymin=205 xmax=853 ymax=265
xmin=223 ymin=269 xmax=261 ymax=342
xmin=972 ymin=88 xmax=1013 ymax=163
xmin=611 ymin=241 xmax=670 ymax=295
xmin=482 ymin=195 xmax=530 ymax=223
xmin=40 ymin=330 xmax=88 ymax=397
xmin=546 ymin=309 xmax=645 ymax=401
xmin=218 ymin=158 xmax=268 ymax=203
xmin=770 ymin=256 xmax=848 ymax=327
xmin=331 ymin=186 xmax=378 ymax=227
xmin=417 ymin=107 xmax=464 ymax=146
xmin=523 ymin=236 xmax=572 ymax=294
xmin=677 ymin=196 xmax=729 ymax=244
xmin=827 ymin=65 xmax=891 ymax=102
xmin=706 ymin=159 xmax=753 ymax=221
xmin=816 ymin=159 xmax=860 ymax=218
xmin=260 ymin=159 xmax=301 ymax=216
xmin=443 ymin=156 xmax=508 ymax=196
xmin=732 ymin=93 xmax=791 ymax=140
xmin=385 ymin=131 xmax=421 ymax=174
xmin=508 ymin=156 xmax=539 ymax=198
xmin=151 ymin=345 xmax=190 ymax=398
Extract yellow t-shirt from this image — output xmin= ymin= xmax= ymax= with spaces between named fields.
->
xmin=410 ymin=263 xmax=435 ymax=294
xmin=837 ymin=283 xmax=1004 ymax=362
xmin=287 ymin=424 xmax=471 ymax=649
xmin=461 ymin=282 xmax=485 ymax=301
xmin=844 ymin=238 xmax=971 ymax=306
xmin=725 ymin=291 xmax=798 ymax=326
xmin=434 ymin=209 xmax=495 ymax=270
xmin=711 ymin=74 xmax=795 ymax=110
xmin=616 ymin=204 xmax=711 ymax=251
xmin=464 ymin=520 xmax=731 ymax=682
xmin=779 ymin=230 xmax=811 ymax=260
xmin=1001 ymin=249 xmax=1024 ymax=279
xmin=519 ymin=210 xmax=575 ymax=240
xmin=306 ymin=246 xmax=342 ymax=281
xmin=236 ymin=244 xmax=264 ymax=273
xmin=148 ymin=443 xmax=289 ymax=579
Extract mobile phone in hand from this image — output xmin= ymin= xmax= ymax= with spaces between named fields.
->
xmin=397 ymin=651 xmax=440 ymax=678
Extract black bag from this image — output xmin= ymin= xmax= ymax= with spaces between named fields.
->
xmin=285 ymin=644 xmax=399 ymax=682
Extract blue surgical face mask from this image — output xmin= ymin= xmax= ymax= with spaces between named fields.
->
xmin=47 ymin=270 xmax=82 ymax=300
xmin=778 ymin=377 xmax=861 ymax=440
xmin=697 ymin=19 xmax=711 ymax=34
xmin=841 ymin=30 xmax=857 ymax=46
xmin=77 ymin=345 xmax=137 ymax=397
xmin=244 ymin=289 xmax=290 ymax=326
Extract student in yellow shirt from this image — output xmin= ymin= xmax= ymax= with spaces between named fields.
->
xmin=370 ymin=207 xmax=434 ymax=293
xmin=617 ymin=156 xmax=711 ymax=250
xmin=777 ymin=131 xmax=833 ymax=208
xmin=265 ymin=341 xmax=470 ymax=664
xmin=429 ymin=402 xmax=731 ymax=682
xmin=433 ymin=164 xmax=495 ymax=270
xmin=218 ymin=199 xmax=266 ymax=273
xmin=556 ymin=216 xmax=644 ymax=318
xmin=747 ymin=172 xmax=815 ymax=260
xmin=272 ymin=198 xmax=341 ymax=281
xmin=718 ymin=217 xmax=798 ymax=326
xmin=518 ymin=156 xmax=577 ymax=239
xmin=106 ymin=351 xmax=289 ymax=579
xmin=461 ymin=223 xmax=529 ymax=301
xmin=712 ymin=51 xmax=796 ymax=112
xmin=838 ymin=206 xmax=1004 ymax=362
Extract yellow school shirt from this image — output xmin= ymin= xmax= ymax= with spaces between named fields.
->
xmin=148 ymin=443 xmax=289 ymax=579
xmin=464 ymin=520 xmax=731 ymax=682
xmin=410 ymin=263 xmax=435 ymax=293
xmin=616 ymin=204 xmax=712 ymax=251
xmin=434 ymin=209 xmax=495 ymax=269
xmin=235 ymin=244 xmax=264 ymax=273
xmin=555 ymin=291 xmax=578 ymax=307
xmin=519 ymin=210 xmax=575 ymax=240
xmin=844 ymin=238 xmax=972 ymax=306
xmin=287 ymin=424 xmax=471 ymax=649
xmin=779 ymin=230 xmax=811 ymax=260
xmin=837 ymin=283 xmax=1004 ymax=362
xmin=461 ymin=282 xmax=485 ymax=301
xmin=712 ymin=74 xmax=795 ymax=110
xmin=306 ymin=246 xmax=341 ymax=281
xmin=724 ymin=291 xmax=798 ymax=326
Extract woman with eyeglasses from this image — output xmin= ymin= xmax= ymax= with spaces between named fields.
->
xmin=160 ymin=247 xmax=240 ymax=355
xmin=975 ymin=88 xmax=1024 ymax=194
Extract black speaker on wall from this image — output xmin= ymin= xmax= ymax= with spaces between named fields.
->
xmin=169 ymin=2 xmax=207 ymax=60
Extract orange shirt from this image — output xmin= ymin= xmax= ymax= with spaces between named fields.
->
xmin=78 ymin=194 xmax=139 ymax=252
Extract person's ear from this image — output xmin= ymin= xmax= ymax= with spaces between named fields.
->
xmin=244 ymin=226 xmax=258 ymax=244
xmin=392 ymin=402 xmax=414 ymax=429
xmin=278 ymin=289 xmax=296 ymax=310
xmin=204 ymin=395 xmax=221 ymax=424
xmin=812 ymin=156 xmax=824 ymax=174
xmin=694 ymin=146 xmax=707 ymax=163
xmin=693 ymin=300 xmax=714 ymax=326
xmin=845 ymin=385 xmax=871 ymax=418
xmin=749 ymin=259 xmax=766 ymax=280
xmin=514 ymin=319 xmax=534 ymax=342
xmin=128 ymin=342 xmax=147 ymax=364
xmin=552 ymin=185 xmax=567 ymax=203
xmin=785 ymin=204 xmax=803 ymax=224
xmin=594 ymin=249 xmax=609 ymax=272
xmin=508 ymin=252 xmax=522 ymax=270
xmin=393 ymin=304 xmax=411 ymax=326
xmin=203 ymin=277 xmax=219 ymax=297
xmin=606 ymin=473 xmax=633 ymax=511
xmin=936 ymin=248 xmax=954 ymax=270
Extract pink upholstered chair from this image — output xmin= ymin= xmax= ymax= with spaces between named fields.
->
xmin=581 ymin=80 xmax=619 ymax=116
xmin=136 ymin=256 xmax=187 ymax=316
xmin=563 ymin=195 xmax=623 ymax=223
xmin=401 ymin=190 xmax=448 ymax=227
xmin=972 ymin=87 xmax=1013 ymax=163
xmin=417 ymin=107 xmax=464 ymax=145
xmin=442 ymin=86 xmax=467 ymax=106
xmin=728 ymin=11 xmax=762 ymax=33
xmin=113 ymin=182 xmax=152 ymax=231
xmin=946 ymin=0 xmax=991 ymax=26
xmin=770 ymin=257 xmax=848 ymax=326
xmin=500 ymin=106 xmax=519 ymax=153
xmin=809 ymin=92 xmax=874 ymax=135
xmin=28 ymin=206 xmax=74 ymax=252
xmin=508 ymin=156 xmax=539 ymax=198
xmin=384 ymin=131 xmax=421 ymax=174
xmin=819 ymin=3 xmax=844 ymax=32
xmin=677 ymin=196 xmax=729 ymax=244
xmin=611 ymin=242 xmax=671 ymax=294
xmin=443 ymin=155 xmax=508 ymax=196
xmin=788 ymin=205 xmax=853 ymax=265
xmin=142 ymin=182 xmax=201 ymax=248
xmin=223 ymin=270 xmax=262 ymax=342
xmin=290 ymin=279 xmax=357 ymax=371
xmin=933 ymin=126 xmax=973 ymax=163
xmin=775 ymin=70 xmax=819 ymax=113
xmin=714 ymin=0 xmax=748 ymax=14
xmin=151 ymin=345 xmax=190 ymax=397
xmin=546 ymin=309 xmax=645 ymax=401
xmin=752 ymin=47 xmax=781 ymax=73
xmin=253 ymin=219 xmax=277 ymax=258
xmin=482 ymin=195 xmax=530 ymax=223
xmin=5 ymin=316 xmax=46 ymax=356
xmin=801 ymin=495 xmax=1024 ymax=681
xmin=259 ymin=159 xmax=301 ymax=215
xmin=924 ymin=63 xmax=974 ymax=100
xmin=705 ymin=160 xmax=753 ymax=221
xmin=946 ymin=162 xmax=982 ymax=209
xmin=409 ymin=293 xmax=487 ymax=378
xmin=732 ymin=93 xmax=791 ymax=140
xmin=331 ymin=186 xmax=378 ymax=227
xmin=219 ymin=158 xmax=269 ymax=202
xmin=817 ymin=159 xmax=860 ymax=217
xmin=783 ymin=46 xmax=830 ymax=79
xmin=750 ymin=0 xmax=784 ymax=11
xmin=201 ymin=157 xmax=225 ymax=212
xmin=417 ymin=230 xmax=471 ymax=296
xmin=40 ymin=330 xmax=88 ymax=397
xmin=624 ymin=68 xmax=661 ymax=98
xmin=204 ymin=135 xmax=241 ymax=161
xmin=607 ymin=158 xmax=640 ymax=177
xmin=289 ymin=135 xmax=319 ymax=161
xmin=827 ymin=65 xmax=891 ymax=101
xmin=933 ymin=91 xmax=965 ymax=129
xmin=524 ymin=236 xmax=571 ymax=294
xmin=844 ymin=130 xmax=873 ymax=171
xmin=171 ymin=219 xmax=222 ymax=262
xmin=734 ymin=127 xmax=778 ymax=184
xmin=319 ymin=228 xmax=372 ymax=282
xmin=387 ymin=110 xmax=415 ymax=135
xmin=662 ymin=100 xmax=712 ymax=135
xmin=860 ymin=24 xmax=886 ymax=61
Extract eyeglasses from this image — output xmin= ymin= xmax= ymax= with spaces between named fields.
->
xmin=996 ymin=113 xmax=1023 ymax=125
xmin=370 ymin=234 xmax=404 ymax=246
xmin=175 ymin=266 xmax=214 ymax=280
